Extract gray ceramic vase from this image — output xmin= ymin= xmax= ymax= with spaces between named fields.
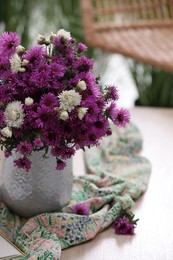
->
xmin=0 ymin=151 xmax=73 ymax=217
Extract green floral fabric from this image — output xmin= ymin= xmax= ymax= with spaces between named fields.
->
xmin=0 ymin=123 xmax=151 ymax=259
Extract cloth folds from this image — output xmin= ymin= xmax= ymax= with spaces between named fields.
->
xmin=0 ymin=123 xmax=151 ymax=259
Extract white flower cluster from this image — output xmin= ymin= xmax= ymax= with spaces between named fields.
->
xmin=4 ymin=101 xmax=25 ymax=128
xmin=10 ymin=53 xmax=23 ymax=73
xmin=1 ymin=127 xmax=12 ymax=138
xmin=56 ymin=29 xmax=71 ymax=40
xmin=58 ymin=85 xmax=88 ymax=121
xmin=59 ymin=90 xmax=81 ymax=113
xmin=10 ymin=53 xmax=28 ymax=74
xmin=1 ymin=101 xmax=25 ymax=138
xmin=77 ymin=107 xmax=88 ymax=120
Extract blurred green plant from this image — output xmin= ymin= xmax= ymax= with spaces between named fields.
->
xmin=129 ymin=61 xmax=173 ymax=107
xmin=0 ymin=0 xmax=32 ymax=47
xmin=0 ymin=0 xmax=97 ymax=58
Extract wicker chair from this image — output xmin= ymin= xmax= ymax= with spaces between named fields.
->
xmin=80 ymin=0 xmax=173 ymax=72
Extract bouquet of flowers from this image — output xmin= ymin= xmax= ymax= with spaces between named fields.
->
xmin=0 ymin=29 xmax=130 ymax=171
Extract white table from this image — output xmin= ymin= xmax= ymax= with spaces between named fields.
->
xmin=62 ymin=107 xmax=173 ymax=260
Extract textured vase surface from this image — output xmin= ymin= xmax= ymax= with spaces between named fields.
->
xmin=0 ymin=151 xmax=73 ymax=217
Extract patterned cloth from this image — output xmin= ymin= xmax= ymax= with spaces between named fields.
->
xmin=0 ymin=123 xmax=151 ymax=259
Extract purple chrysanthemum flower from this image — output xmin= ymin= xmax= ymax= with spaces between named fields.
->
xmin=50 ymin=62 xmax=65 ymax=78
xmin=61 ymin=123 xmax=74 ymax=139
xmin=113 ymin=216 xmax=135 ymax=235
xmin=108 ymin=85 xmax=119 ymax=101
xmin=66 ymin=52 xmax=76 ymax=64
xmin=0 ymin=70 xmax=13 ymax=81
xmin=4 ymin=151 xmax=11 ymax=158
xmin=93 ymin=117 xmax=106 ymax=129
xmin=43 ymin=128 xmax=59 ymax=146
xmin=86 ymin=131 xmax=100 ymax=146
xmin=96 ymin=97 xmax=105 ymax=110
xmin=74 ymin=56 xmax=93 ymax=72
xmin=78 ymin=43 xmax=88 ymax=52
xmin=73 ymin=122 xmax=88 ymax=140
xmin=56 ymin=159 xmax=66 ymax=170
xmin=51 ymin=146 xmax=62 ymax=157
xmin=35 ymin=106 xmax=54 ymax=128
xmin=52 ymin=37 xmax=74 ymax=58
xmin=22 ymin=105 xmax=38 ymax=128
xmin=33 ymin=138 xmax=42 ymax=147
xmin=83 ymin=101 xmax=100 ymax=123
xmin=90 ymin=83 xmax=102 ymax=98
xmin=72 ymin=203 xmax=89 ymax=216
xmin=53 ymin=36 xmax=69 ymax=47
xmin=17 ymin=141 xmax=33 ymax=156
xmin=0 ymin=84 xmax=16 ymax=103
xmin=105 ymin=102 xmax=118 ymax=121
xmin=93 ymin=116 xmax=109 ymax=135
xmin=0 ymin=32 xmax=20 ymax=56
xmin=74 ymin=72 xmax=96 ymax=87
xmin=106 ymin=128 xmax=112 ymax=136
xmin=114 ymin=108 xmax=130 ymax=127
xmin=23 ymin=46 xmax=47 ymax=65
xmin=40 ymin=93 xmax=58 ymax=108
xmin=29 ymin=63 xmax=50 ymax=89
xmin=60 ymin=147 xmax=75 ymax=160
xmin=14 ymin=157 xmax=32 ymax=172
xmin=105 ymin=102 xmax=118 ymax=120
xmin=0 ymin=56 xmax=9 ymax=72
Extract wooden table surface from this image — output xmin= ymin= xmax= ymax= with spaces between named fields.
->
xmin=61 ymin=107 xmax=173 ymax=260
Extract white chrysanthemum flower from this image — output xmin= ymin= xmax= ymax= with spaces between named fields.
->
xmin=77 ymin=107 xmax=88 ymax=120
xmin=58 ymin=90 xmax=82 ymax=112
xmin=25 ymin=97 xmax=34 ymax=106
xmin=57 ymin=29 xmax=71 ymax=40
xmin=16 ymin=45 xmax=25 ymax=54
xmin=37 ymin=34 xmax=46 ymax=44
xmin=19 ymin=67 xmax=25 ymax=72
xmin=59 ymin=110 xmax=69 ymax=121
xmin=77 ymin=80 xmax=87 ymax=91
xmin=50 ymin=32 xmax=57 ymax=42
xmin=1 ymin=127 xmax=12 ymax=138
xmin=22 ymin=59 xmax=29 ymax=66
xmin=10 ymin=53 xmax=22 ymax=73
xmin=4 ymin=101 xmax=25 ymax=128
